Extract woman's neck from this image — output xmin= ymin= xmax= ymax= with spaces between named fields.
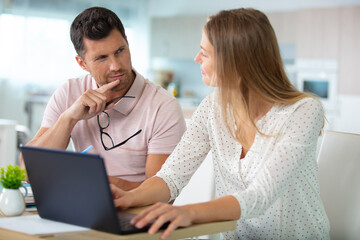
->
xmin=248 ymin=92 xmax=273 ymax=123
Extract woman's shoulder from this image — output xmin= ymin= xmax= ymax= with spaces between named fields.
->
xmin=276 ymin=97 xmax=323 ymax=115
xmin=197 ymin=92 xmax=216 ymax=108
xmin=188 ymin=92 xmax=217 ymax=123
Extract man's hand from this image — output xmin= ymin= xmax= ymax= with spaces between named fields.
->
xmin=64 ymin=80 xmax=120 ymax=121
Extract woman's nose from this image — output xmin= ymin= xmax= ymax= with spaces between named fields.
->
xmin=194 ymin=52 xmax=201 ymax=64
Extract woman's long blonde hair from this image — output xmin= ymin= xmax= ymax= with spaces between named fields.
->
xmin=204 ymin=8 xmax=313 ymax=148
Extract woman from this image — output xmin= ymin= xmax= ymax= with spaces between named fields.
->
xmin=111 ymin=8 xmax=330 ymax=239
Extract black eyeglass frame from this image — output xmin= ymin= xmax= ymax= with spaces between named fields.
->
xmin=97 ymin=96 xmax=142 ymax=151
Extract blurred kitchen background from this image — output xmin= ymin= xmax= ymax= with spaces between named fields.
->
xmin=1 ymin=0 xmax=360 ymax=166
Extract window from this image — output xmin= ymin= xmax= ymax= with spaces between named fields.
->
xmin=0 ymin=13 xmax=139 ymax=89
xmin=0 ymin=14 xmax=84 ymax=87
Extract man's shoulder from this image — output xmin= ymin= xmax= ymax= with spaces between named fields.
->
xmin=66 ymin=74 xmax=93 ymax=86
xmin=142 ymin=78 xmax=177 ymax=103
xmin=59 ymin=74 xmax=94 ymax=93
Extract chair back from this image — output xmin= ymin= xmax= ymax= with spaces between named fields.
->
xmin=317 ymin=131 xmax=360 ymax=240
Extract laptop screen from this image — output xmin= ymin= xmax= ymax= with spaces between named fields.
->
xmin=20 ymin=145 xmax=122 ymax=234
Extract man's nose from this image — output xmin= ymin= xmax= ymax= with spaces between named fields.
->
xmin=109 ymin=57 xmax=121 ymax=71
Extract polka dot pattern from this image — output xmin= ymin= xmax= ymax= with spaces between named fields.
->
xmin=156 ymin=94 xmax=330 ymax=239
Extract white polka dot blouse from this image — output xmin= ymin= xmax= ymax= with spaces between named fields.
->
xmin=156 ymin=93 xmax=330 ymax=240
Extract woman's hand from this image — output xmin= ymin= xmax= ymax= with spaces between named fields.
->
xmin=131 ymin=202 xmax=194 ymax=239
xmin=110 ymin=184 xmax=135 ymax=209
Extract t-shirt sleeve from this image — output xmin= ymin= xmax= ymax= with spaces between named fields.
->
xmin=232 ymin=98 xmax=324 ymax=219
xmin=147 ymin=97 xmax=187 ymax=154
xmin=41 ymin=81 xmax=69 ymax=128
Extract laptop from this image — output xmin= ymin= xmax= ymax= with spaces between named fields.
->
xmin=20 ymin=145 xmax=156 ymax=235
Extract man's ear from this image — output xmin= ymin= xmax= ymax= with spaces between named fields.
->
xmin=75 ymin=55 xmax=88 ymax=72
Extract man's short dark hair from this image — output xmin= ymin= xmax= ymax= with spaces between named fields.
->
xmin=70 ymin=6 xmax=127 ymax=58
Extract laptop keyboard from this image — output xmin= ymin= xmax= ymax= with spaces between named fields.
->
xmin=118 ymin=216 xmax=146 ymax=233
xmin=117 ymin=211 xmax=170 ymax=234
xmin=117 ymin=211 xmax=151 ymax=234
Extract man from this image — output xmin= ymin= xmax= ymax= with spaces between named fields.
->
xmin=21 ymin=7 xmax=186 ymax=190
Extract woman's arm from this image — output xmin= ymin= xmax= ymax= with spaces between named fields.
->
xmin=112 ymin=96 xmax=213 ymax=209
xmin=112 ymin=176 xmax=171 ymax=209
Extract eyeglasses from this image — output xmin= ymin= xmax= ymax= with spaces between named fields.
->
xmin=97 ymin=96 xmax=142 ymax=151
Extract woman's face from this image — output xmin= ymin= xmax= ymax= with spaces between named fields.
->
xmin=194 ymin=30 xmax=216 ymax=87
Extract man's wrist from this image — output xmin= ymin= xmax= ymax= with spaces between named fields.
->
xmin=60 ymin=111 xmax=79 ymax=128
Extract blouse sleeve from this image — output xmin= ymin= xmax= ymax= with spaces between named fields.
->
xmin=233 ymin=98 xmax=324 ymax=219
xmin=155 ymin=95 xmax=213 ymax=201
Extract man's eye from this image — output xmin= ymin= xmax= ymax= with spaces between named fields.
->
xmin=96 ymin=56 xmax=106 ymax=61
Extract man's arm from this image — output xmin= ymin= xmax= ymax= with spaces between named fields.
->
xmin=20 ymin=80 xmax=121 ymax=170
xmin=19 ymin=113 xmax=75 ymax=169
xmin=108 ymin=154 xmax=169 ymax=191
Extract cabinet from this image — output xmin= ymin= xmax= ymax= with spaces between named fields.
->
xmin=296 ymin=8 xmax=340 ymax=59
xmin=338 ymin=7 xmax=360 ymax=95
xmin=267 ymin=11 xmax=297 ymax=44
xmin=150 ymin=7 xmax=360 ymax=95
xmin=267 ymin=7 xmax=360 ymax=95
xmin=268 ymin=8 xmax=340 ymax=59
xmin=150 ymin=15 xmax=207 ymax=59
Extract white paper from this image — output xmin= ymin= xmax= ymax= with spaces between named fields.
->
xmin=0 ymin=214 xmax=89 ymax=235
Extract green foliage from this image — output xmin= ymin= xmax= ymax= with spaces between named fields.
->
xmin=0 ymin=165 xmax=27 ymax=189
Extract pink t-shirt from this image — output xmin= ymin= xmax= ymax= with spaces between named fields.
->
xmin=41 ymin=70 xmax=186 ymax=182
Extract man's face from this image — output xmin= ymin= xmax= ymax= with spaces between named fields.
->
xmin=76 ymin=29 xmax=133 ymax=93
